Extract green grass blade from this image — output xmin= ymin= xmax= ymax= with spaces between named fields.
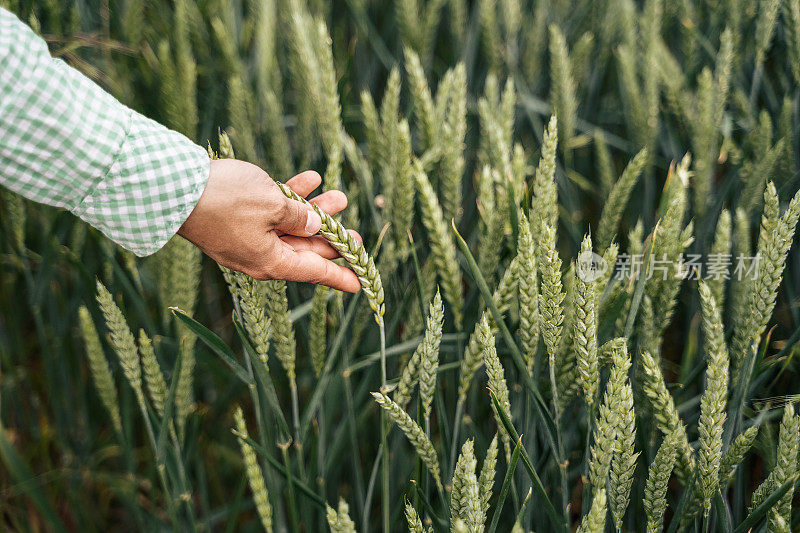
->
xmin=231 ymin=312 xmax=291 ymax=443
xmin=490 ymin=389 xmax=566 ymax=532
xmin=731 ymin=476 xmax=798 ymax=533
xmin=231 ymin=432 xmax=325 ymax=507
xmin=170 ymin=307 xmax=253 ymax=385
xmin=488 ymin=436 xmax=522 ymax=533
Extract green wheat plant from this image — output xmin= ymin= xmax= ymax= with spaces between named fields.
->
xmin=5 ymin=1 xmax=800 ymax=532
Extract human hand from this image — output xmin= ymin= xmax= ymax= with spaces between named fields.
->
xmin=178 ymin=158 xmax=361 ymax=292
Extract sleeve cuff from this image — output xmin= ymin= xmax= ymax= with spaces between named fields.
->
xmin=72 ymin=110 xmax=210 ymax=256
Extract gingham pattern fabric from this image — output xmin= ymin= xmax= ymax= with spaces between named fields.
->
xmin=0 ymin=8 xmax=209 ymax=256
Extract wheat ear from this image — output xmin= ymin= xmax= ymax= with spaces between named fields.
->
xmin=233 ymin=407 xmax=273 ymax=532
xmin=405 ymin=500 xmax=425 ymax=533
xmin=578 ymin=487 xmax=607 ymax=533
xmin=277 ymin=182 xmax=385 ymax=323
xmin=518 ymin=213 xmax=539 ymax=373
xmin=640 ymin=350 xmax=695 ymax=480
xmin=697 ymin=281 xmax=729 ymax=512
xmin=414 ymin=168 xmax=463 ymax=327
xmin=138 ymin=329 xmax=167 ymax=416
xmin=78 ymin=306 xmax=122 ymax=434
xmin=575 ymin=234 xmax=599 ymax=407
xmin=326 ymin=498 xmax=357 ymax=533
xmin=451 ymin=439 xmax=482 ymax=530
xmin=718 ymin=425 xmax=759 ymax=486
xmin=644 ymin=430 xmax=681 ymax=533
xmin=371 ymin=392 xmax=442 ymax=490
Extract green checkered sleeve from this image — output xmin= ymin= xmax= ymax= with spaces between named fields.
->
xmin=0 ymin=8 xmax=209 ymax=256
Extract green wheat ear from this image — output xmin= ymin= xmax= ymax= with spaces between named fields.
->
xmin=276 ymin=182 xmax=385 ymax=324
xmin=96 ymin=281 xmax=144 ymax=405
xmin=451 ymin=439 xmax=481 ymax=529
xmin=579 ymin=487 xmax=607 ymax=533
xmin=517 ymin=212 xmax=539 ymax=374
xmin=414 ymin=168 xmax=463 ymax=327
xmin=575 ymin=234 xmax=599 ymax=408
xmin=404 ymin=500 xmax=425 ymax=533
xmin=696 ymin=281 xmax=729 ymax=512
xmin=326 ymin=498 xmax=357 ymax=533
xmin=309 ymin=285 xmax=329 ymax=378
xmin=233 ymin=407 xmax=273 ymax=532
xmin=595 ymin=147 xmax=648 ymax=250
xmin=644 ymin=430 xmax=681 ymax=533
xmin=480 ymin=315 xmax=512 ymax=454
xmin=371 ymin=392 xmax=442 ymax=491
xmin=78 ymin=306 xmax=122 ymax=435
xmin=640 ymin=350 xmax=695 ymax=480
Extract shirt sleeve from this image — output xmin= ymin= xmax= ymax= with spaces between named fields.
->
xmin=0 ymin=7 xmax=209 ymax=256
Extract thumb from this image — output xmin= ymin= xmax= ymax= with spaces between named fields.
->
xmin=275 ymin=196 xmax=322 ymax=237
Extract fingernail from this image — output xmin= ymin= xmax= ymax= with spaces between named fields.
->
xmin=305 ymin=210 xmax=321 ymax=235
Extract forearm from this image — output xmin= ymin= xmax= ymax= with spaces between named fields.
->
xmin=0 ymin=7 xmax=209 ymax=256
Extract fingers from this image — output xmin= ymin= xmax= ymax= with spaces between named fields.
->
xmin=285 ymin=170 xmax=322 ymax=198
xmin=275 ymin=196 xmax=322 ymax=237
xmin=309 ymin=190 xmax=348 ymax=215
xmin=280 ymin=235 xmax=339 ymax=259
xmin=273 ymin=243 xmax=361 ymax=293
xmin=280 ymin=230 xmax=362 ymax=259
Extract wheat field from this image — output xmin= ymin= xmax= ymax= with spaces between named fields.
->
xmin=2 ymin=0 xmax=800 ymax=531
